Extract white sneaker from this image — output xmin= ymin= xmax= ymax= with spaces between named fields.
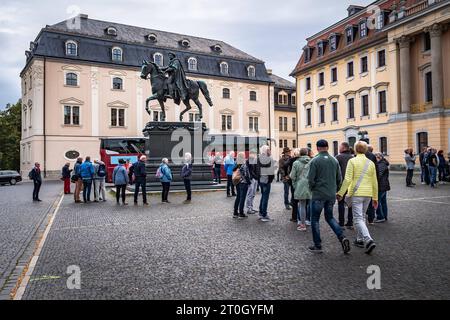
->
xmin=305 ymin=220 xmax=311 ymax=226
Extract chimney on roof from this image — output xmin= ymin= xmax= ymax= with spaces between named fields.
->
xmin=267 ymin=69 xmax=272 ymax=75
xmin=79 ymin=14 xmax=88 ymax=19
xmin=347 ymin=5 xmax=364 ymax=17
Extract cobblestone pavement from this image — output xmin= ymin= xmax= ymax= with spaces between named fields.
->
xmin=0 ymin=181 xmax=62 ymax=293
xmin=16 ymin=174 xmax=450 ymax=300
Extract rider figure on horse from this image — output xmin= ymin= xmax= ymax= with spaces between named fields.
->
xmin=161 ymin=52 xmax=189 ymax=105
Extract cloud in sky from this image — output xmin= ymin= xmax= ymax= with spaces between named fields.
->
xmin=0 ymin=0 xmax=373 ymax=108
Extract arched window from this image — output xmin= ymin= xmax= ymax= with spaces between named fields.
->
xmin=188 ymin=57 xmax=197 ymax=71
xmin=65 ymin=40 xmax=77 ymax=56
xmin=112 ymin=47 xmax=123 ymax=62
xmin=249 ymin=91 xmax=257 ymax=101
xmin=153 ymin=52 xmax=163 ymax=67
xmin=65 ymin=73 xmax=78 ymax=86
xmin=222 ymin=88 xmax=230 ymax=99
xmin=112 ymin=77 xmax=123 ymax=90
xmin=247 ymin=65 xmax=256 ymax=78
xmin=220 ymin=62 xmax=229 ymax=75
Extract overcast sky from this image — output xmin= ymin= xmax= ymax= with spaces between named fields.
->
xmin=0 ymin=0 xmax=372 ymax=109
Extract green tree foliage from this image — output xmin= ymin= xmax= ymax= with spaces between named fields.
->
xmin=0 ymin=100 xmax=21 ymax=171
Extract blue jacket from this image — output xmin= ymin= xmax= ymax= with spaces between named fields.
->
xmin=224 ymin=156 xmax=236 ymax=176
xmin=159 ymin=163 xmax=172 ymax=183
xmin=112 ymin=164 xmax=129 ymax=185
xmin=80 ymin=161 xmax=95 ymax=180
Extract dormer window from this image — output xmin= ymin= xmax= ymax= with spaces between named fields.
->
xmin=317 ymin=40 xmax=327 ymax=57
xmin=65 ymin=40 xmax=77 ymax=56
xmin=220 ymin=62 xmax=229 ymax=75
xmin=180 ymin=39 xmax=190 ymax=47
xmin=360 ymin=19 xmax=368 ymax=38
xmin=112 ymin=47 xmax=123 ymax=62
xmin=329 ymin=34 xmax=340 ymax=52
xmin=345 ymin=26 xmax=356 ymax=45
xmin=376 ymin=12 xmax=387 ymax=30
xmin=212 ymin=44 xmax=222 ymax=53
xmin=247 ymin=65 xmax=256 ymax=78
xmin=106 ymin=27 xmax=117 ymax=36
xmin=188 ymin=57 xmax=197 ymax=71
xmin=147 ymin=33 xmax=157 ymax=42
xmin=304 ymin=46 xmax=313 ymax=63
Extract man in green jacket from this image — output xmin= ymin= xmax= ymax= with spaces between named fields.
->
xmin=307 ymin=139 xmax=350 ymax=254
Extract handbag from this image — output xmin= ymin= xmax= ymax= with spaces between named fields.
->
xmin=345 ymin=159 xmax=370 ymax=208
xmin=232 ymin=168 xmax=242 ymax=186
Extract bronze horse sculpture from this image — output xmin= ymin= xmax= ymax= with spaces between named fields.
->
xmin=140 ymin=60 xmax=213 ymax=122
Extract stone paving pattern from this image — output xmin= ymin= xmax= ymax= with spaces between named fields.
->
xmin=6 ymin=175 xmax=450 ymax=299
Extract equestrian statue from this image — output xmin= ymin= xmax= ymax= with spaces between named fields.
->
xmin=140 ymin=52 xmax=213 ymax=122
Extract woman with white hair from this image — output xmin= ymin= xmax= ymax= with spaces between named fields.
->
xmin=257 ymin=145 xmax=275 ymax=222
xmin=233 ymin=152 xmax=251 ymax=218
xmin=181 ymin=153 xmax=193 ymax=204
xmin=337 ymin=141 xmax=378 ymax=254
xmin=158 ymin=158 xmax=172 ymax=203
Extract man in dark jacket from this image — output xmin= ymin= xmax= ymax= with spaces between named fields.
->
xmin=62 ymin=163 xmax=72 ymax=194
xmin=181 ymin=153 xmax=193 ymax=204
xmin=335 ymin=142 xmax=354 ymax=228
xmin=285 ymin=150 xmax=300 ymax=222
xmin=307 ymin=140 xmax=350 ymax=254
xmin=279 ymin=147 xmax=292 ymax=210
xmin=30 ymin=162 xmax=42 ymax=201
xmin=375 ymin=153 xmax=390 ymax=222
xmin=133 ymin=155 xmax=148 ymax=205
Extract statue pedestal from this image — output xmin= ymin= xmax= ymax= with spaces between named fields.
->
xmin=140 ymin=121 xmax=222 ymax=191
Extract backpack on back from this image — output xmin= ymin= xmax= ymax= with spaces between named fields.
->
xmin=155 ymin=167 xmax=163 ymax=178
xmin=97 ymin=164 xmax=106 ymax=178
xmin=28 ymin=169 xmax=33 ymax=180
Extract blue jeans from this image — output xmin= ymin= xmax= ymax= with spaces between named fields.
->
xmin=283 ymin=181 xmax=290 ymax=205
xmin=259 ymin=182 xmax=271 ymax=217
xmin=311 ymin=199 xmax=343 ymax=248
xmin=429 ymin=166 xmax=437 ymax=187
xmin=214 ymin=167 xmax=222 ymax=184
xmin=234 ymin=183 xmax=249 ymax=215
xmin=376 ymin=191 xmax=388 ymax=220
xmin=82 ymin=179 xmax=92 ymax=202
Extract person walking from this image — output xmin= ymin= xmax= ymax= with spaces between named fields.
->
xmin=364 ymin=144 xmax=378 ymax=224
xmin=93 ymin=159 xmax=107 ymax=202
xmin=61 ymin=162 xmax=72 ymax=194
xmin=224 ymin=151 xmax=236 ymax=197
xmin=335 ymin=142 xmax=354 ymax=229
xmin=428 ymin=148 xmax=438 ymax=188
xmin=213 ymin=153 xmax=223 ymax=184
xmin=133 ymin=155 xmax=148 ymax=205
xmin=337 ymin=141 xmax=378 ymax=255
xmin=181 ymin=153 xmax=193 ymax=204
xmin=112 ymin=159 xmax=129 ymax=205
xmin=285 ymin=148 xmax=300 ymax=222
xmin=245 ymin=149 xmax=259 ymax=215
xmin=307 ymin=140 xmax=350 ymax=254
xmin=290 ymin=148 xmax=311 ymax=231
xmin=437 ymin=150 xmax=446 ymax=184
xmin=158 ymin=158 xmax=172 ymax=203
xmin=279 ymin=147 xmax=292 ymax=210
xmin=72 ymin=157 xmax=83 ymax=203
xmin=374 ymin=153 xmax=390 ymax=223
xmin=233 ymin=152 xmax=251 ymax=219
xmin=257 ymin=145 xmax=275 ymax=222
xmin=80 ymin=156 xmax=95 ymax=203
xmin=404 ymin=148 xmax=416 ymax=187
xmin=29 ymin=162 xmax=42 ymax=201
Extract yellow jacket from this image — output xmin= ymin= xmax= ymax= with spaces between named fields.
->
xmin=338 ymin=154 xmax=378 ymax=200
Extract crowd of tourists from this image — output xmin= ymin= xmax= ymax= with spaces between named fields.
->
xmin=404 ymin=147 xmax=449 ymax=188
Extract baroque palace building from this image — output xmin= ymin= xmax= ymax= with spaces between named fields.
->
xmin=291 ymin=0 xmax=450 ymax=167
xmin=268 ymin=71 xmax=297 ymax=153
xmin=20 ymin=14 xmax=275 ymax=177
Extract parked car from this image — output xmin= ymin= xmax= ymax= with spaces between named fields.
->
xmin=0 ymin=170 xmax=22 ymax=185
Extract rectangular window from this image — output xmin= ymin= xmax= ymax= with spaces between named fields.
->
xmin=378 ymin=91 xmax=387 ymax=113
xmin=361 ymin=95 xmax=369 ymax=116
xmin=347 ymin=61 xmax=354 ymax=78
xmin=361 ymin=56 xmax=368 ymax=73
xmin=319 ymin=72 xmax=324 ymax=87
xmin=292 ymin=118 xmax=296 ymax=132
xmin=64 ymin=106 xmax=71 ymax=125
xmin=292 ymin=95 xmax=296 ymax=105
xmin=346 ymin=28 xmax=353 ymax=44
xmin=293 ymin=140 xmax=297 ymax=148
xmin=306 ymin=77 xmax=311 ymax=91
xmin=317 ymin=43 xmax=324 ymax=57
xmin=227 ymin=115 xmax=232 ymax=130
xmin=348 ymin=98 xmax=355 ymax=119
xmin=249 ymin=117 xmax=259 ymax=132
xmin=284 ymin=140 xmax=288 ymax=148
xmin=64 ymin=105 xmax=79 ymax=125
xmin=72 ymin=106 xmax=80 ymax=125
xmin=279 ymin=117 xmax=283 ymax=131
xmin=221 ymin=115 xmax=232 ymax=131
xmin=360 ymin=21 xmax=367 ymax=38
xmin=111 ymin=108 xmax=125 ymax=127
xmin=380 ymin=137 xmax=388 ymax=155
xmin=319 ymin=105 xmax=325 ymax=124
xmin=283 ymin=117 xmax=288 ymax=132
xmin=331 ymin=67 xmax=337 ymax=83
xmin=425 ymin=72 xmax=433 ymax=103
xmin=376 ymin=13 xmax=384 ymax=30
xmin=378 ymin=50 xmax=386 ymax=68
xmin=306 ymin=108 xmax=312 ymax=126
xmin=424 ymin=32 xmax=431 ymax=51
xmin=279 ymin=139 xmax=283 ymax=149
xmin=330 ymin=36 xmax=337 ymax=51
xmin=332 ymin=102 xmax=338 ymax=121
